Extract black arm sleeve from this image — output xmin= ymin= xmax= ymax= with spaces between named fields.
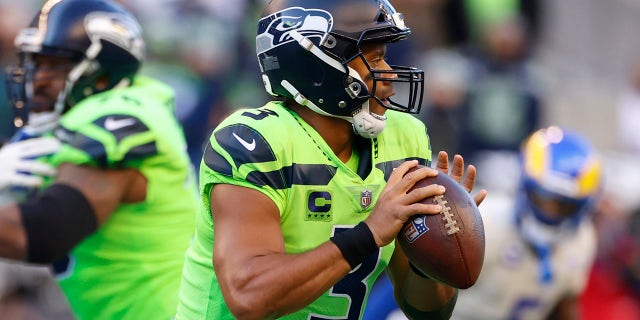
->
xmin=19 ymin=183 xmax=98 ymax=264
xmin=400 ymin=289 xmax=458 ymax=320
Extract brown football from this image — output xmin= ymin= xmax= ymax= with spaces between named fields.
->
xmin=397 ymin=166 xmax=485 ymax=289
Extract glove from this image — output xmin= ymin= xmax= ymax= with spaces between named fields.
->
xmin=0 ymin=136 xmax=61 ymax=190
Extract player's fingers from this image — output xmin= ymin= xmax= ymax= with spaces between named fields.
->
xmin=401 ymin=165 xmax=439 ymax=195
xmin=406 ymin=185 xmax=445 ymax=215
xmin=460 ymin=164 xmax=477 ymax=193
xmin=386 ymin=160 xmax=419 ymax=188
xmin=473 ymin=189 xmax=488 ymax=206
xmin=16 ymin=137 xmax=61 ymax=158
xmin=449 ymin=154 xmax=465 ymax=183
xmin=15 ymin=161 xmax=57 ymax=177
xmin=406 ymin=177 xmax=444 ymax=198
xmin=435 ymin=151 xmax=449 ymax=175
xmin=409 ymin=202 xmax=444 ymax=216
xmin=10 ymin=174 xmax=45 ymax=188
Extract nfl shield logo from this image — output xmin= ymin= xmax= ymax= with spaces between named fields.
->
xmin=403 ymin=216 xmax=429 ymax=243
xmin=360 ymin=189 xmax=372 ymax=208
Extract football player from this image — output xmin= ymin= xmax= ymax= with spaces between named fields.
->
xmin=176 ymin=0 xmax=486 ymax=319
xmin=452 ymin=126 xmax=602 ymax=319
xmin=0 ymin=0 xmax=197 ymax=318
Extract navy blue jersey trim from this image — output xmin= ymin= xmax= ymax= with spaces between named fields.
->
xmin=246 ymin=163 xmax=337 ymax=189
xmin=214 ymin=124 xmax=275 ymax=167
xmin=55 ymin=114 xmax=159 ymax=167
xmin=376 ymin=157 xmax=431 ymax=181
xmin=56 ymin=128 xmax=108 ymax=167
xmin=203 ymin=142 xmax=233 ymax=177
xmin=122 ymin=141 xmax=158 ymax=164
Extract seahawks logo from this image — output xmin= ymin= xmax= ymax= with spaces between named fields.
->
xmin=256 ymin=7 xmax=332 ymax=55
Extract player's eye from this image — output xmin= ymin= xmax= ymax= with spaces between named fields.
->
xmin=369 ymin=57 xmax=383 ymax=68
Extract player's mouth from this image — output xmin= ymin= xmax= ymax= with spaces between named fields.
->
xmin=379 ymin=94 xmax=394 ymax=108
xmin=29 ymin=95 xmax=56 ymax=112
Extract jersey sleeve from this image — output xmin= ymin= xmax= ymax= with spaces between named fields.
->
xmin=201 ymin=106 xmax=289 ymax=213
xmin=51 ymin=103 xmax=159 ymax=169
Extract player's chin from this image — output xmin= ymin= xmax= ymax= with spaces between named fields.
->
xmin=369 ymin=98 xmax=388 ymax=115
xmin=29 ymin=99 xmax=56 ymax=113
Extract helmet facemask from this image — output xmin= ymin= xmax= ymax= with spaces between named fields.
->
xmin=4 ymin=49 xmax=77 ymax=134
xmin=515 ymin=179 xmax=595 ymax=248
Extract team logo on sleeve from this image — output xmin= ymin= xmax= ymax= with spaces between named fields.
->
xmin=105 ymin=116 xmax=136 ymax=131
xmin=402 ymin=216 xmax=430 ymax=243
xmin=256 ymin=7 xmax=333 ymax=55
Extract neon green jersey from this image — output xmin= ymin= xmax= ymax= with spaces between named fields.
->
xmin=47 ymin=76 xmax=197 ymax=320
xmin=177 ymin=101 xmax=432 ymax=319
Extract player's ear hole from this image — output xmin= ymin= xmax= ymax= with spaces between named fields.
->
xmin=96 ymin=75 xmax=109 ymax=91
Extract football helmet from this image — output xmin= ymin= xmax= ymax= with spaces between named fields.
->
xmin=5 ymin=0 xmax=145 ymax=133
xmin=256 ymin=0 xmax=424 ymax=138
xmin=515 ymin=126 xmax=602 ymax=248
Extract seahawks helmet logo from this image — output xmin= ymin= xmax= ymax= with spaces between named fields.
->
xmin=256 ymin=7 xmax=332 ymax=55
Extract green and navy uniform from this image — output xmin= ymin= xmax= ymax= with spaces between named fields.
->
xmin=46 ymin=76 xmax=197 ymax=319
xmin=177 ymin=101 xmax=432 ymax=319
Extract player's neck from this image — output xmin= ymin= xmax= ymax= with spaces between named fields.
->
xmin=288 ymin=103 xmax=355 ymax=163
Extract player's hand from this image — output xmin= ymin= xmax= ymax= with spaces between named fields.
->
xmin=365 ymin=160 xmax=445 ymax=247
xmin=0 ymin=137 xmax=61 ymax=190
xmin=435 ymin=151 xmax=487 ymax=206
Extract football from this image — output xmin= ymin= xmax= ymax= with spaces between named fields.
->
xmin=397 ymin=166 xmax=485 ymax=289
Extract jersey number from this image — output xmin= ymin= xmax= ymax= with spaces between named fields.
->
xmin=309 ymin=226 xmax=380 ymax=320
xmin=242 ymin=109 xmax=278 ymax=120
xmin=53 ymin=254 xmax=75 ymax=279
xmin=508 ymin=297 xmax=541 ymax=320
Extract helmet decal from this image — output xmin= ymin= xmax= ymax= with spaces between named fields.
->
xmin=256 ymin=7 xmax=332 ymax=56
xmin=522 ymin=126 xmax=602 ymax=199
xmin=84 ymin=12 xmax=145 ymax=61
xmin=38 ymin=0 xmax=64 ymax=29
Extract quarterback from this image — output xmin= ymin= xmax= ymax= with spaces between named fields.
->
xmin=177 ymin=0 xmax=486 ymax=319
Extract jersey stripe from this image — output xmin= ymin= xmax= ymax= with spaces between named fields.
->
xmin=376 ymin=157 xmax=431 ymax=181
xmin=214 ymin=123 xmax=275 ymax=167
xmin=246 ymin=163 xmax=337 ymax=188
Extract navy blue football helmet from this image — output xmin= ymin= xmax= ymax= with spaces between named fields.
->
xmin=256 ymin=0 xmax=424 ymax=138
xmin=5 ymin=0 xmax=145 ymax=132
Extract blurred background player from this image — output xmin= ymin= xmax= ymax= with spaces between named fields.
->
xmin=364 ymin=126 xmax=601 ymax=320
xmin=0 ymin=0 xmax=197 ymax=319
xmin=451 ymin=126 xmax=602 ymax=320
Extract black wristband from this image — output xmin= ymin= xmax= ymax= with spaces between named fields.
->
xmin=409 ymin=261 xmax=432 ymax=279
xmin=330 ymin=222 xmax=378 ymax=269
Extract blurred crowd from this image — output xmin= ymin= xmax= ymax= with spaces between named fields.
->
xmin=1 ymin=0 xmax=640 ymax=319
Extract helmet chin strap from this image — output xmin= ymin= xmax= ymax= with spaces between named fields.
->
xmin=344 ymin=64 xmax=387 ymax=138
xmin=350 ymin=101 xmax=386 ymax=138
xmin=281 ymin=80 xmax=386 ymax=138
xmin=55 ymin=41 xmax=102 ymax=114
xmin=23 ymin=112 xmax=60 ymax=136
